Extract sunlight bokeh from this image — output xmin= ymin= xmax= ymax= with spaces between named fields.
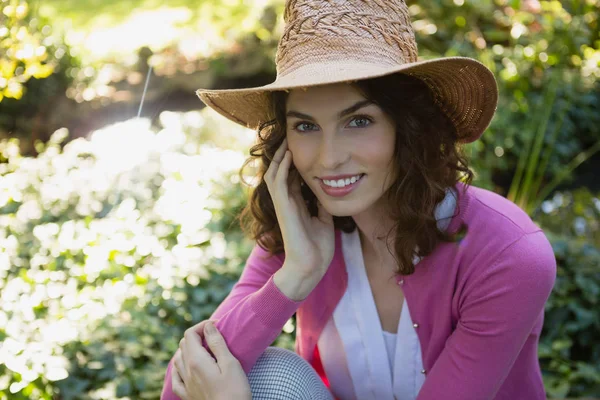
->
xmin=0 ymin=108 xmax=257 ymax=398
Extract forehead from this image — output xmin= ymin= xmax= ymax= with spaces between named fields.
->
xmin=286 ymin=83 xmax=366 ymax=109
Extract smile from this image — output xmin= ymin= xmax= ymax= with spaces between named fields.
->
xmin=319 ymin=174 xmax=365 ymax=198
xmin=321 ymin=174 xmax=365 ymax=188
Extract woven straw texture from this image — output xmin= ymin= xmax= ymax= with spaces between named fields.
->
xmin=196 ymin=0 xmax=498 ymax=143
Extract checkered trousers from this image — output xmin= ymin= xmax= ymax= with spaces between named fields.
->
xmin=248 ymin=347 xmax=334 ymax=400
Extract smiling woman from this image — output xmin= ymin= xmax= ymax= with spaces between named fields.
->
xmin=285 ymin=88 xmax=396 ymax=208
xmin=249 ymin=75 xmax=472 ymax=277
xmin=161 ymin=0 xmax=557 ymax=399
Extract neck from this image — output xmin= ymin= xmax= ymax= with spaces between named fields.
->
xmin=352 ymin=200 xmax=398 ymax=271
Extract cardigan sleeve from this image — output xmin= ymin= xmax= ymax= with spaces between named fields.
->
xmin=161 ymin=243 xmax=303 ymax=400
xmin=416 ymin=230 xmax=557 ymax=400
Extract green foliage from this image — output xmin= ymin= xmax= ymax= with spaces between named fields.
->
xmin=0 ymin=0 xmax=79 ymax=149
xmin=0 ymin=111 xmax=295 ymax=399
xmin=4 ymin=0 xmax=599 ymax=202
xmin=0 ymin=0 xmax=280 ymax=146
xmin=1 ymin=0 xmax=598 ymax=398
xmin=408 ymin=0 xmax=600 ymax=207
xmin=535 ymin=188 xmax=600 ymax=244
xmin=538 ymin=189 xmax=600 ymax=396
xmin=0 ymin=0 xmax=70 ymax=102
xmin=1 ymin=110 xmax=598 ymax=398
xmin=38 ymin=0 xmax=270 ymax=34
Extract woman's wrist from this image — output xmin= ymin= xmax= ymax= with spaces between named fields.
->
xmin=273 ymin=263 xmax=322 ymax=301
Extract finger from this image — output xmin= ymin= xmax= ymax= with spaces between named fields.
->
xmin=203 ymin=321 xmax=237 ymax=372
xmin=184 ymin=326 xmax=219 ymax=377
xmin=180 ymin=320 xmax=209 ymax=366
xmin=264 ymin=138 xmax=288 ymax=184
xmin=272 ymin=137 xmax=288 ymax=163
xmin=189 ymin=320 xmax=209 ymax=337
xmin=274 ymin=150 xmax=293 ymax=197
xmin=172 ymin=363 xmax=187 ymax=400
xmin=179 ymin=338 xmax=187 ymax=372
xmin=174 ymin=348 xmax=187 ymax=383
xmin=288 ymin=168 xmax=302 ymax=197
xmin=289 ymin=172 xmax=311 ymax=220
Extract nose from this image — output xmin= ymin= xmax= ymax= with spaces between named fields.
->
xmin=317 ymin=130 xmax=349 ymax=171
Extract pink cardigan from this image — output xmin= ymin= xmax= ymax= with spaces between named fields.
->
xmin=162 ymin=183 xmax=557 ymax=400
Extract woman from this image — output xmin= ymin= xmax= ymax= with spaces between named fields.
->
xmin=162 ymin=0 xmax=557 ymax=399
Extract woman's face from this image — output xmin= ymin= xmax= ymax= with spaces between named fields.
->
xmin=286 ymin=83 xmax=397 ymax=217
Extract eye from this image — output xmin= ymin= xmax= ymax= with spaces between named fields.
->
xmin=348 ymin=115 xmax=373 ymax=128
xmin=292 ymin=122 xmax=318 ymax=132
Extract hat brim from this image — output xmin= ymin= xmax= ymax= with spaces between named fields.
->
xmin=196 ymin=56 xmax=498 ymax=143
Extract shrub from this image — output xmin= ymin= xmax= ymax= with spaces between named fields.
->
xmin=537 ymin=189 xmax=600 ymax=397
xmin=0 ymin=112 xmax=267 ymax=399
xmin=0 ymin=115 xmax=598 ymax=398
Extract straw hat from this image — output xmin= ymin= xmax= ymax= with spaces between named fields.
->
xmin=196 ymin=0 xmax=498 ymax=143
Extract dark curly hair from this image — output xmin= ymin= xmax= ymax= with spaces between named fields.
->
xmin=237 ymin=73 xmax=472 ymax=275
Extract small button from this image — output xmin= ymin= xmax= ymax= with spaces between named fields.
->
xmin=421 ymin=369 xmax=427 ymax=375
xmin=413 ymin=323 xmax=419 ymax=328
xmin=398 ymin=279 xmax=405 ymax=285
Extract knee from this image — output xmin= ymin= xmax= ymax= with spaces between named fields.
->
xmin=250 ymin=347 xmax=315 ymax=379
xmin=248 ymin=347 xmax=331 ymax=400
xmin=253 ymin=347 xmax=311 ymax=372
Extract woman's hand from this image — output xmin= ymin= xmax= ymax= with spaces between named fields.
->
xmin=172 ymin=321 xmax=251 ymax=400
xmin=264 ymin=137 xmax=335 ymax=279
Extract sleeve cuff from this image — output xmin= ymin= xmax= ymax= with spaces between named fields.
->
xmin=250 ymin=275 xmax=305 ymax=329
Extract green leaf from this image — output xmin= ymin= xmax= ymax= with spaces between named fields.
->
xmin=116 ymin=379 xmax=132 ymax=397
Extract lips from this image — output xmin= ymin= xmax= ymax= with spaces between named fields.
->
xmin=319 ymin=173 xmax=364 ymax=182
xmin=320 ymin=174 xmax=364 ymax=187
xmin=318 ymin=174 xmax=365 ymax=197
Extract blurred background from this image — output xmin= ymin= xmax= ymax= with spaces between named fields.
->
xmin=0 ymin=0 xmax=598 ymax=398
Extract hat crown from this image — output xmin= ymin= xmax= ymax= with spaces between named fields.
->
xmin=276 ymin=0 xmax=418 ymax=77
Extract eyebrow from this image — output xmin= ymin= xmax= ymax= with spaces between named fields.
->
xmin=286 ymin=99 xmax=374 ymax=121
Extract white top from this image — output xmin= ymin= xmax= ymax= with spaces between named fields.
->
xmin=382 ymin=331 xmax=397 ymax=371
xmin=317 ymin=229 xmax=425 ymax=400
xmin=317 ymin=188 xmax=458 ymax=400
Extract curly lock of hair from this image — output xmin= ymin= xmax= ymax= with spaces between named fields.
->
xmin=236 ymin=73 xmax=471 ymax=276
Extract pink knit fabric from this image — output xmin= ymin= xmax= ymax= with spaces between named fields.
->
xmin=161 ymin=183 xmax=556 ymax=400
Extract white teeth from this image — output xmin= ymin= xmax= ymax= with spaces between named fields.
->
xmin=323 ymin=174 xmax=363 ymax=188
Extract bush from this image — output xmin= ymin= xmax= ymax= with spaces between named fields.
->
xmin=1 ymin=112 xmax=599 ymax=398
xmin=537 ymin=190 xmax=600 ymax=397
xmin=1 ymin=0 xmax=599 ymax=395
xmin=0 ymin=111 xmax=286 ymax=399
xmin=411 ymin=0 xmax=600 ymax=208
xmin=0 ymin=0 xmax=78 ymax=149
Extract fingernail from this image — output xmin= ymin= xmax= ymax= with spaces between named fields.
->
xmin=205 ymin=322 xmax=217 ymax=336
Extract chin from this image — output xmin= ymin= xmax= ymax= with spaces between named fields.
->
xmin=322 ymin=200 xmax=367 ymax=218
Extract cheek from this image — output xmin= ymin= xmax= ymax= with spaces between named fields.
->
xmin=288 ymin=139 xmax=313 ymax=172
xmin=356 ymin=133 xmax=395 ymax=169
